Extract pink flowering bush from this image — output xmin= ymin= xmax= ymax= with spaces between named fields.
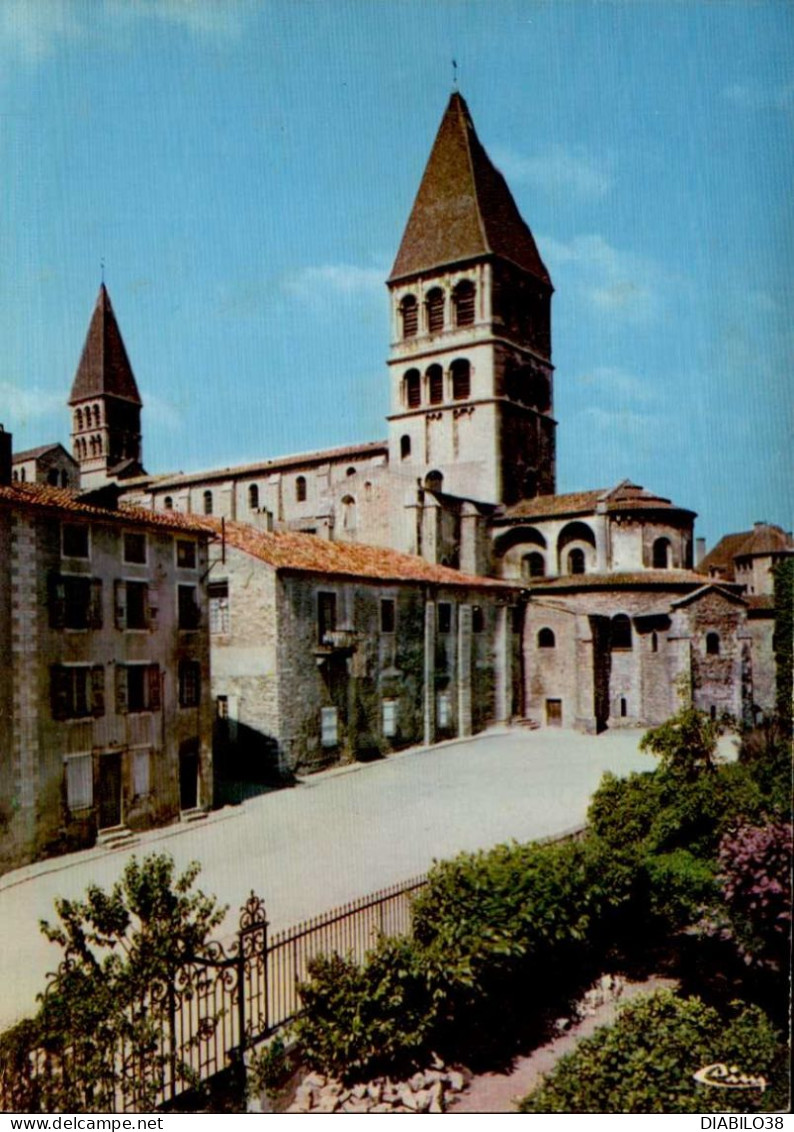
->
xmin=718 ymin=822 xmax=792 ymax=967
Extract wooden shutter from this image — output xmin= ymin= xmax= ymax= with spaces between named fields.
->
xmin=48 ymin=574 xmax=66 ymax=629
xmin=50 ymin=665 xmax=71 ymax=720
xmin=114 ymin=580 xmax=126 ymax=629
xmin=89 ymin=579 xmax=103 ymax=629
xmin=90 ymin=665 xmax=105 ymax=717
xmin=115 ymin=665 xmax=128 ymax=714
xmin=147 ymin=665 xmax=162 ymax=711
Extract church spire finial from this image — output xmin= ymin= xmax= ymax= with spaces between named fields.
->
xmin=452 ymin=58 xmax=458 ymax=89
xmin=100 ymin=258 xmax=105 ymax=286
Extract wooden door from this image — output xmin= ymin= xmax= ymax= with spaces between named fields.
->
xmin=98 ymin=752 xmax=122 ymax=828
xmin=546 ymin=699 xmax=562 ymax=727
xmin=179 ymin=742 xmax=199 ymax=811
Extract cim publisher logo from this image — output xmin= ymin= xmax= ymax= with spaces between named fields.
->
xmin=693 ymin=1062 xmax=768 ymax=1091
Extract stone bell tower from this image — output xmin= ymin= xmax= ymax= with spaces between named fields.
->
xmin=386 ymin=92 xmax=556 ymax=506
xmin=68 ymin=284 xmax=145 ymax=489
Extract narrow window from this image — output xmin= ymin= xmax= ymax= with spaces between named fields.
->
xmin=652 ymin=537 xmax=671 ymax=569
xmin=125 ymin=582 xmax=149 ymax=630
xmin=451 ymin=358 xmax=471 ymax=400
xmin=178 ymin=585 xmax=200 ymax=630
xmin=47 ymin=468 xmax=59 ymax=486
xmin=382 ymin=699 xmax=398 ymax=738
xmin=710 ymin=705 xmax=717 ymax=721
xmin=60 ymin=470 xmax=68 ymax=488
xmin=424 ymin=470 xmax=443 ymax=492
xmin=568 ymin=548 xmax=585 ymax=575
xmin=453 ymin=279 xmax=476 ymax=326
xmin=346 ymin=466 xmax=357 ymax=478
xmin=341 ymin=495 xmax=356 ymax=531
xmin=380 ymin=598 xmax=395 ymax=633
xmin=123 ymin=532 xmax=146 ymax=564
xmin=400 ymin=435 xmax=411 ymax=461
xmin=178 ymin=660 xmax=201 ymax=708
xmin=208 ymin=581 xmax=230 ymax=634
xmin=651 ymin=631 xmax=659 ymax=652
xmin=318 ymin=591 xmax=337 ymax=645
xmin=537 ymin=627 xmax=555 ymax=648
xmin=405 ymin=369 xmax=421 ymax=408
xmin=176 ymin=540 xmax=197 ymax=568
xmin=426 ymin=287 xmax=444 ymax=333
xmin=76 ymin=409 xmax=83 ymax=431
xmin=427 ymin=364 xmax=444 ymax=405
xmin=611 ymin=614 xmax=632 ymax=650
xmin=65 ymin=754 xmax=93 ymax=813
xmin=248 ymin=483 xmax=259 ymax=510
xmin=437 ymin=692 xmax=452 ymax=729
xmin=203 ymin=490 xmax=213 ymax=516
xmin=62 ymin=524 xmax=89 ymax=559
xmin=321 ymin=706 xmax=339 ymax=747
xmin=437 ymin=602 xmax=452 ymax=634
xmin=132 ymin=750 xmax=151 ymax=797
xmin=164 ymin=496 xmax=174 ymax=511
xmin=216 ymin=695 xmax=229 ymax=720
xmin=620 ymin=697 xmax=627 ymax=718
xmin=296 ymin=476 xmax=307 ymax=503
xmin=118 ymin=664 xmax=161 ymax=714
xmin=523 ymin=552 xmax=545 ymax=579
xmin=400 ymin=294 xmax=418 ymax=338
xmin=472 ymin=606 xmax=485 ymax=633
xmin=706 ymin=632 xmax=720 ymax=656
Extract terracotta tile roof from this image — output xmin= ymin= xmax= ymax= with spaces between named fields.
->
xmin=530 ymin=570 xmax=708 ymax=591
xmin=139 ymin=440 xmax=390 ymax=490
xmin=389 ymin=92 xmax=551 ymax=284
xmin=0 ymin=482 xmax=212 ymax=536
xmin=697 ymin=525 xmax=794 ymax=578
xmin=68 ymin=284 xmax=142 ymax=406
xmin=201 ymin=518 xmax=516 ymax=589
xmin=495 ymin=481 xmax=694 ymax=522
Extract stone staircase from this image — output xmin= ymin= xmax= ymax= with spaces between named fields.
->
xmin=180 ymin=807 xmax=209 ymax=824
xmin=96 ymin=825 xmax=139 ymax=851
xmin=513 ymin=716 xmax=541 ymax=730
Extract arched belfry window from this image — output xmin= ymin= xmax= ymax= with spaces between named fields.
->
xmin=427 ymin=364 xmax=444 ymax=405
xmin=203 ymin=490 xmax=213 ymax=516
xmin=76 ymin=409 xmax=83 ymax=431
xmin=400 ymin=435 xmax=411 ymax=461
xmin=611 ymin=614 xmax=632 ymax=650
xmin=400 ymin=294 xmax=418 ymax=338
xmin=537 ymin=628 xmax=555 ymax=649
xmin=296 ymin=476 xmax=307 ymax=502
xmin=404 ymin=369 xmax=421 ymax=409
xmin=653 ymin=537 xmax=672 ymax=569
xmin=248 ymin=484 xmax=259 ymax=510
xmin=426 ymin=287 xmax=444 ymax=333
xmin=453 ymin=279 xmax=475 ymax=327
xmin=451 ymin=358 xmax=471 ymax=400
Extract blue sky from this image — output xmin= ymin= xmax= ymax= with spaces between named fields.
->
xmin=1 ymin=0 xmax=791 ymax=546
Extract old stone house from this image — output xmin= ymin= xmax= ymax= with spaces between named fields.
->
xmin=0 ymin=430 xmax=214 ymax=873
xmin=199 ymin=520 xmax=520 ymax=794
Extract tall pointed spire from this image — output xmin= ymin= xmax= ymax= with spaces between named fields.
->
xmin=389 ymin=92 xmax=550 ymax=284
xmin=68 ymin=284 xmax=142 ymax=406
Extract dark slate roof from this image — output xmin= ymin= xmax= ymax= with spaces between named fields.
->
xmin=68 ymin=284 xmax=142 ymax=406
xmin=697 ymin=524 xmax=794 ymax=578
xmin=12 ymin=443 xmax=66 ymax=463
xmin=389 ymin=92 xmax=551 ymax=285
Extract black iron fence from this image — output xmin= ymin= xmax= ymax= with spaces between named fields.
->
xmin=3 ymin=875 xmax=427 ymax=1112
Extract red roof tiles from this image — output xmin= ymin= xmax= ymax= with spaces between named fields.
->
xmin=0 ymin=482 xmax=212 ymax=536
xmin=496 ymin=482 xmax=694 ymax=522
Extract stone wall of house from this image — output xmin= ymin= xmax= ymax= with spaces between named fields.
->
xmin=746 ymin=612 xmax=776 ymax=718
xmin=0 ymin=507 xmax=212 ymax=874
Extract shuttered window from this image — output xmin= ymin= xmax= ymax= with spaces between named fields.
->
xmin=382 ymin=699 xmax=397 ymax=738
xmin=321 ymin=706 xmax=339 ymax=747
xmin=50 ymin=666 xmax=104 ymax=720
xmin=65 ymin=754 xmax=93 ymax=812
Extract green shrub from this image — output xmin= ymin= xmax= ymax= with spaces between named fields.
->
xmin=294 ymin=937 xmax=434 ymax=1082
xmin=519 ymin=990 xmax=788 ymax=1114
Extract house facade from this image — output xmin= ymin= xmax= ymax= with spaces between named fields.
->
xmin=0 ymin=435 xmax=214 ymax=873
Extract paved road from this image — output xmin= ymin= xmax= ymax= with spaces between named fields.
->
xmin=0 ymin=727 xmax=662 ymax=1030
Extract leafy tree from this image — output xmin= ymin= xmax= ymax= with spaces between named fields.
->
xmin=772 ymin=557 xmax=793 ymax=729
xmin=2 ymin=853 xmax=225 ymax=1112
xmin=519 ymin=990 xmax=788 ymax=1114
xmin=639 ymin=706 xmax=722 ymax=778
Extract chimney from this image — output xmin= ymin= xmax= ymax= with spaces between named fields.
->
xmin=695 ymin=537 xmax=706 ymax=566
xmin=0 ymin=425 xmax=11 ymax=486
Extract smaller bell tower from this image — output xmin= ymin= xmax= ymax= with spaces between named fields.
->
xmin=68 ymin=284 xmax=145 ymax=489
xmin=386 ymin=93 xmax=556 ymax=506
